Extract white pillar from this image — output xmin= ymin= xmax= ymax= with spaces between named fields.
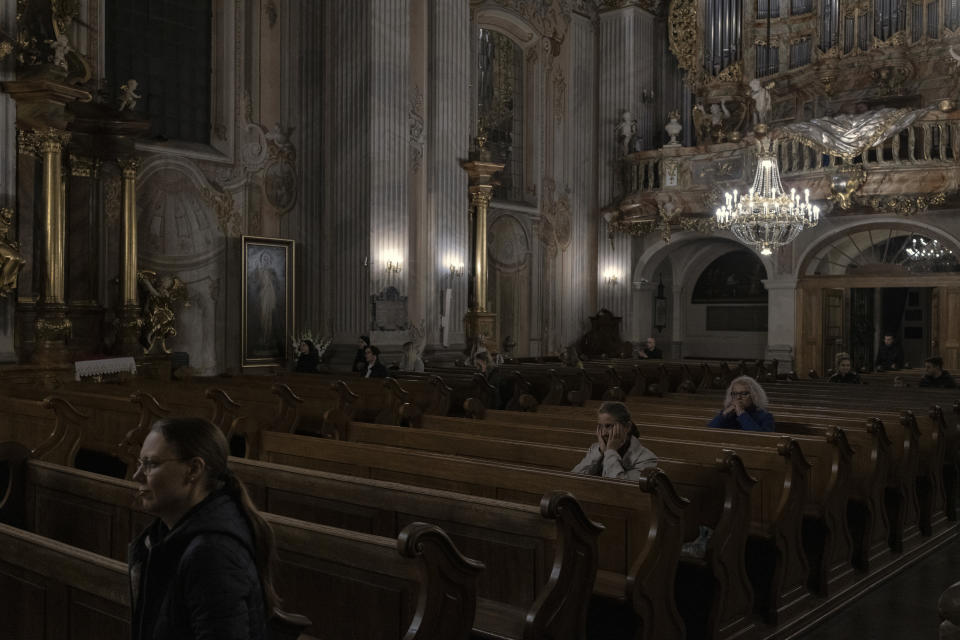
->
xmin=764 ymin=277 xmax=798 ymax=372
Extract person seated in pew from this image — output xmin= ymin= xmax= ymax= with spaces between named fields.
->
xmin=130 ymin=417 xmax=280 ymax=640
xmin=708 ymin=375 xmax=776 ymax=432
xmin=294 ymin=339 xmax=320 ymax=373
xmin=829 ymin=356 xmax=862 ymax=384
xmin=572 ymin=401 xmax=659 ymax=481
xmin=919 ymin=356 xmax=957 ymax=388
xmin=363 ymin=345 xmax=388 ymax=378
xmin=637 ymin=336 xmax=663 ymax=359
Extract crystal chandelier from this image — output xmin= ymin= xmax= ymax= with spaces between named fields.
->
xmin=906 ymin=236 xmax=952 ymax=261
xmin=715 ymin=137 xmax=821 ymax=255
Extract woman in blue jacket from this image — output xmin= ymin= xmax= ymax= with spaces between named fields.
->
xmin=708 ymin=375 xmax=775 ymax=432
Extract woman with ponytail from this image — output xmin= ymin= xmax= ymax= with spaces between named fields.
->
xmin=128 ymin=417 xmax=279 ymax=640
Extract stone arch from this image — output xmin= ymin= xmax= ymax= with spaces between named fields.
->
xmin=797 ymin=219 xmax=960 ymax=276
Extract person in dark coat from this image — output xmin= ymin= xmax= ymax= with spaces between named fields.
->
xmin=829 ymin=356 xmax=862 ymax=384
xmin=638 ymin=337 xmax=663 ymax=359
xmin=352 ymin=335 xmax=371 ymax=372
xmin=129 ymin=417 xmax=280 ymax=640
xmin=294 ymin=339 xmax=320 ymax=373
xmin=708 ymin=375 xmax=775 ymax=432
xmin=875 ymin=334 xmax=904 ymax=371
xmin=362 ymin=345 xmax=388 ymax=378
xmin=919 ymin=356 xmax=957 ymax=388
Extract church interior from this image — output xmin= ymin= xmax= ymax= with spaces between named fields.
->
xmin=3 ymin=0 xmax=960 ymax=638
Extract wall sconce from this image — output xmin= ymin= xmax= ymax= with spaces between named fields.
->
xmin=602 ymin=269 xmax=620 ymax=285
xmin=385 ymin=260 xmax=402 ymax=275
xmin=641 ymin=89 xmax=655 ymax=104
xmin=449 ymin=262 xmax=464 ymax=278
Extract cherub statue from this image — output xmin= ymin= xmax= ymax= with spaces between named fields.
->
xmin=616 ymin=110 xmax=638 ymax=155
xmin=46 ymin=33 xmax=70 ymax=69
xmin=0 ymin=208 xmax=25 ymax=298
xmin=119 ymin=79 xmax=142 ymax=112
xmin=399 ymin=320 xmax=427 ymax=372
xmin=749 ymin=79 xmax=772 ymax=125
xmin=138 ymin=270 xmax=187 ymax=355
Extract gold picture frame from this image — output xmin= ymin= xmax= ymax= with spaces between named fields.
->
xmin=241 ymin=235 xmax=295 ymax=367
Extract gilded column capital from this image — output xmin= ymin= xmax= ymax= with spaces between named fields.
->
xmin=17 ymin=129 xmax=39 ymax=156
xmin=32 ymin=128 xmax=71 ymax=154
xmin=119 ymin=156 xmax=141 ymax=178
xmin=69 ymin=155 xmax=100 ymax=178
xmin=469 ymin=186 xmax=493 ymax=208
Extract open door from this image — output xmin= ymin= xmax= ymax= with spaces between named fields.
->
xmin=932 ymin=287 xmax=960 ymax=371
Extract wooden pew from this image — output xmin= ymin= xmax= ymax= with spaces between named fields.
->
xmin=329 ymin=414 xmax=814 ymax=628
xmin=0 ymin=448 xmax=483 ymax=640
xmin=402 ymin=410 xmax=856 ymax=600
xmin=0 ymin=523 xmax=312 ymax=640
xmin=254 ymin=429 xmax=690 ymax=640
xmin=18 ymin=389 xmax=607 ymax=640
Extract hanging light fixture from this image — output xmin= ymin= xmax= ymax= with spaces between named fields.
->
xmin=715 ymin=136 xmax=821 ymax=255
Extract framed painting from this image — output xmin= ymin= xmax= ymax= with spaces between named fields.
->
xmin=242 ymin=236 xmax=294 ymax=367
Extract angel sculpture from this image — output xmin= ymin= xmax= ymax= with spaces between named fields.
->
xmin=0 ymin=208 xmax=24 ymax=298
xmin=399 ymin=321 xmax=427 ymax=372
xmin=47 ymin=33 xmax=70 ymax=69
xmin=119 ymin=79 xmax=142 ymax=112
xmin=616 ymin=110 xmax=638 ymax=156
xmin=138 ymin=270 xmax=187 ymax=355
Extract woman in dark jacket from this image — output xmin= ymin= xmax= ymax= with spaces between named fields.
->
xmin=708 ymin=375 xmax=776 ymax=432
xmin=129 ymin=417 xmax=280 ymax=640
xmin=294 ymin=339 xmax=320 ymax=373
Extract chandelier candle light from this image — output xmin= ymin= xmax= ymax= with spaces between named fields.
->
xmin=715 ymin=137 xmax=821 ymax=255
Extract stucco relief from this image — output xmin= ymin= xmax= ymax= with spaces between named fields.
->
xmin=166 ymin=276 xmax=220 ymax=376
xmin=139 ymin=167 xmax=222 ymax=258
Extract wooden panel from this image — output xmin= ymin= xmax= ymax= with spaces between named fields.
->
xmin=67 ymin=589 xmax=129 ymax=640
xmin=0 ymin=565 xmax=48 ymax=640
xmin=31 ymin=487 xmax=119 ymax=560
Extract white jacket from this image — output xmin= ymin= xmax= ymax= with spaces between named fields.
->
xmin=571 ymin=436 xmax=658 ymax=482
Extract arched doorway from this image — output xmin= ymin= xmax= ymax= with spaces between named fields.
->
xmin=796 ymin=224 xmax=960 ymax=375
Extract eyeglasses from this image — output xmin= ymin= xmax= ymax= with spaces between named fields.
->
xmin=731 ymin=391 xmax=751 ymax=398
xmin=136 ymin=457 xmax=185 ymax=474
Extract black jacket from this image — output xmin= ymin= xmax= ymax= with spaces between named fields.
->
xmin=642 ymin=347 xmax=663 ymax=359
xmin=920 ymin=370 xmax=957 ymax=388
xmin=875 ymin=343 xmax=904 ymax=370
xmin=294 ymin=351 xmax=320 ymax=373
xmin=363 ymin=360 xmax=388 ymax=378
xmin=129 ymin=490 xmax=266 ymax=640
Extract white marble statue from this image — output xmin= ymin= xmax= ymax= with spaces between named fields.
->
xmin=664 ymin=111 xmax=682 ymax=146
xmin=616 ymin=110 xmax=637 ymax=155
xmin=119 ymin=79 xmax=142 ymax=112
xmin=750 ymin=79 xmax=772 ymax=124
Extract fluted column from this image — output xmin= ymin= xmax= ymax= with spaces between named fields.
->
xmin=426 ymin=0 xmax=470 ymax=351
xmin=32 ymin=128 xmax=71 ymax=362
xmin=597 ymin=6 xmax=659 ymax=320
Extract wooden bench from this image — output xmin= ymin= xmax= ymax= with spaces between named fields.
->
xmin=253 ymin=429 xmax=690 ymax=640
xmin=0 ymin=446 xmax=483 ymax=640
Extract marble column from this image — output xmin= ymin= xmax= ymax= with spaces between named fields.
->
xmin=117 ymin=157 xmax=142 ymax=356
xmin=0 ymin=0 xmax=16 ymax=361
xmin=556 ymin=12 xmax=597 ymax=348
xmin=597 ymin=6 xmax=660 ymax=318
xmin=322 ymin=0 xmax=410 ymax=351
xmin=764 ymin=277 xmax=798 ymax=372
xmin=33 ymin=128 xmax=72 ymax=362
xmin=426 ymin=0 xmax=470 ymax=351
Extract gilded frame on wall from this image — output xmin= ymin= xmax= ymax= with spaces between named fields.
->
xmin=241 ymin=236 xmax=295 ymax=367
